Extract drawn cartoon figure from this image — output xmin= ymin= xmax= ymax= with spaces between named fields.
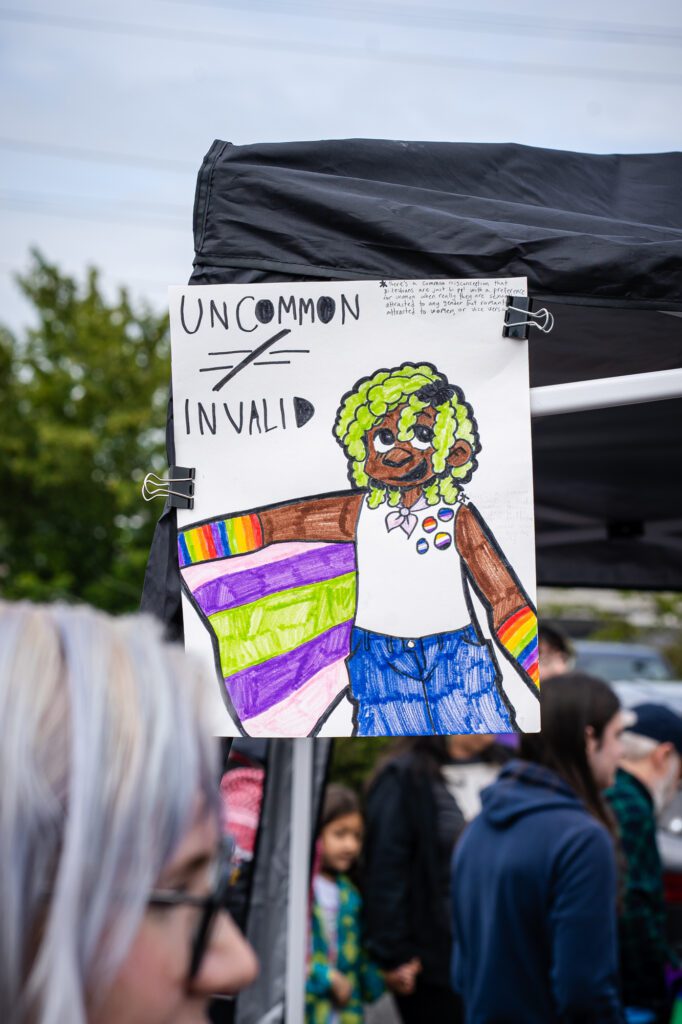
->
xmin=178 ymin=363 xmax=539 ymax=737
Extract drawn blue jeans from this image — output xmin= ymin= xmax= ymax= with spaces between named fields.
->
xmin=347 ymin=624 xmax=514 ymax=736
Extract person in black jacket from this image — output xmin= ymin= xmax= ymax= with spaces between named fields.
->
xmin=362 ymin=738 xmax=465 ymax=1023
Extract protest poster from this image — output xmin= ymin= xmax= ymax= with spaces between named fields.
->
xmin=170 ymin=278 xmax=539 ymax=737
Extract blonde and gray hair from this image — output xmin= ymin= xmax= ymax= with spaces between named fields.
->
xmin=619 ymin=730 xmax=660 ymax=762
xmin=0 ymin=602 xmax=219 ymax=1024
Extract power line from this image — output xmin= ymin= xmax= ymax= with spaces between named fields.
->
xmin=0 ymin=137 xmax=196 ymax=173
xmin=1 ymin=188 xmax=188 ymax=216
xmin=0 ymin=189 xmax=190 ymax=231
xmin=1 ymin=8 xmax=680 ymax=85
xmin=165 ymin=0 xmax=682 ymax=48
xmin=0 ymin=262 xmax=179 ymax=292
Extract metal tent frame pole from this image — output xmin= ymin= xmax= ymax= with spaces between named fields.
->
xmin=285 ymin=738 xmax=314 ymax=1024
xmin=530 ymin=367 xmax=682 ymax=418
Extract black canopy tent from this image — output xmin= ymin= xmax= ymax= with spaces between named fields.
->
xmin=141 ymin=138 xmax=682 ymax=631
xmin=139 ymin=139 xmax=682 ymax=1024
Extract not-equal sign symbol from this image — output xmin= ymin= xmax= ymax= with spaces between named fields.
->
xmin=198 ymin=329 xmax=311 ymax=392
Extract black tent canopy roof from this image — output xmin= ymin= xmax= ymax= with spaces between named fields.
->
xmin=193 ymin=139 xmax=682 ymax=308
xmin=141 ymin=138 xmax=682 ymax=625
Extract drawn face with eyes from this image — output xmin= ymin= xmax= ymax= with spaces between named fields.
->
xmin=364 ymin=405 xmax=472 ymax=491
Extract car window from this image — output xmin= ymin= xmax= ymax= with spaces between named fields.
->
xmin=575 ymin=651 xmax=673 ymax=682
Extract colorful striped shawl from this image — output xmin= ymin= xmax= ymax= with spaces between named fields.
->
xmin=180 ymin=536 xmax=357 ymax=736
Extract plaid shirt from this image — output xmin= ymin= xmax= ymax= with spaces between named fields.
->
xmin=606 ymin=768 xmax=672 ymax=1013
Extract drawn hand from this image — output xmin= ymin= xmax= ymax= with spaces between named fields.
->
xmin=329 ymin=968 xmax=353 ymax=1007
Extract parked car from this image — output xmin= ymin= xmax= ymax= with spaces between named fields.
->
xmin=572 ymin=640 xmax=682 ymax=716
xmin=574 ymin=639 xmax=675 ymax=683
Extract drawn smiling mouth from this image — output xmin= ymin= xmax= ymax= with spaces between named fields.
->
xmin=396 ymin=458 xmax=428 ymax=482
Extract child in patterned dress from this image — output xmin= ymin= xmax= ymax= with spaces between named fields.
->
xmin=306 ymin=785 xmax=384 ymax=1024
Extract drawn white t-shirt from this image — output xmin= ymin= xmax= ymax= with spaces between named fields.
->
xmin=354 ymin=496 xmax=471 ymax=638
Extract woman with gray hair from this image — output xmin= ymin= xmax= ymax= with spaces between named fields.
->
xmin=0 ymin=601 xmax=258 ymax=1024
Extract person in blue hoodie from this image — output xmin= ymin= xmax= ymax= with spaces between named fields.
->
xmin=451 ymin=672 xmax=627 ymax=1023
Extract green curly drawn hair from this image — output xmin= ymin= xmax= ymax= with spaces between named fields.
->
xmin=333 ymin=362 xmax=481 ymax=508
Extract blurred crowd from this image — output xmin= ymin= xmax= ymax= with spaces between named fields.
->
xmin=2 ymin=603 xmax=682 ymax=1024
xmin=308 ymin=623 xmax=682 ymax=1024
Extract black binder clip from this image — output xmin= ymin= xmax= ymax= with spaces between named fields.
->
xmin=142 ymin=466 xmax=195 ymax=510
xmin=503 ymin=296 xmax=554 ymax=339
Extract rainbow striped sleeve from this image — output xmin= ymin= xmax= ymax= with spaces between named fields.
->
xmin=178 ymin=514 xmax=263 ymax=568
xmin=496 ymin=606 xmax=539 ymax=688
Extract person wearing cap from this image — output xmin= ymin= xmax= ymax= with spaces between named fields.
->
xmin=605 ymin=703 xmax=682 ymax=1021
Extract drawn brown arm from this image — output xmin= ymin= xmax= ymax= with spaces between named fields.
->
xmin=456 ymin=503 xmax=540 ymax=689
xmin=178 ymin=492 xmax=363 ymax=569
xmin=455 ymin=504 xmax=527 ymax=628
xmin=259 ymin=492 xmax=363 ymax=545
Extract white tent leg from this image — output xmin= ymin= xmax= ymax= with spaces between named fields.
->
xmin=285 ymin=738 xmax=314 ymax=1024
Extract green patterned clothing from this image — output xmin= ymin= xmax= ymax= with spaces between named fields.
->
xmin=306 ymin=874 xmax=385 ymax=1024
xmin=606 ymin=767 xmax=675 ymax=1016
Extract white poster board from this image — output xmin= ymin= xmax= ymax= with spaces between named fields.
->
xmin=170 ymin=278 xmax=539 ymax=737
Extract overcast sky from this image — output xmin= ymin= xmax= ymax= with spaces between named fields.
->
xmin=1 ymin=0 xmax=680 ymax=333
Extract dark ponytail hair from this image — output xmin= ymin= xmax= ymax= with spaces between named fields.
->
xmin=319 ymin=783 xmax=361 ymax=830
xmin=520 ymin=672 xmax=620 ymax=837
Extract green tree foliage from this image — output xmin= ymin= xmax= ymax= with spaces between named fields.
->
xmin=328 ymin=738 xmax=396 ymax=795
xmin=0 ymin=251 xmax=170 ymax=612
xmin=540 ymin=592 xmax=682 ymax=679
xmin=654 ymin=593 xmax=682 ymax=677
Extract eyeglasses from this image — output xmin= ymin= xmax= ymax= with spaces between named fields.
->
xmin=148 ymin=835 xmax=238 ymax=979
